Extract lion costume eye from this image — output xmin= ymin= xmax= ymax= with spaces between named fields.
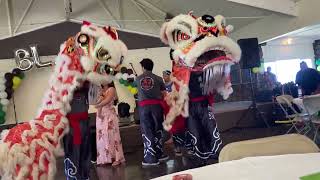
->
xmin=77 ymin=34 xmax=89 ymax=47
xmin=177 ymin=31 xmax=190 ymax=41
xmin=96 ymin=47 xmax=111 ymax=61
xmin=173 ymin=30 xmax=191 ymax=43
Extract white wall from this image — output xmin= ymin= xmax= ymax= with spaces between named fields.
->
xmin=115 ymin=47 xmax=171 ymax=112
xmin=0 ymin=47 xmax=171 ymax=125
xmin=262 ymin=39 xmax=314 ymax=62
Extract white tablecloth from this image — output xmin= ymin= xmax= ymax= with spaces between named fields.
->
xmin=152 ymin=153 xmax=320 ymax=180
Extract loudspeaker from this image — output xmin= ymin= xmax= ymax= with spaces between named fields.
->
xmin=238 ymin=38 xmax=261 ymax=69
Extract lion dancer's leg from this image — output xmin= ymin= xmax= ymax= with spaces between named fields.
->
xmin=63 ymin=84 xmax=91 ymax=180
xmin=184 ymin=73 xmax=222 ymax=164
xmin=63 ymin=116 xmax=91 ymax=180
xmin=139 ymin=103 xmax=164 ymax=165
xmin=185 ymin=98 xmax=222 ymax=163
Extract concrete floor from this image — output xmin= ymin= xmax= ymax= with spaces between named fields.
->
xmin=55 ymin=126 xmax=288 ymax=180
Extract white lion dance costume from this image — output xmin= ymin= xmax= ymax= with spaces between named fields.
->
xmin=160 ymin=13 xmax=241 ymax=162
xmin=0 ymin=21 xmax=127 ymax=180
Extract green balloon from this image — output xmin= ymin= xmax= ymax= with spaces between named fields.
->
xmin=18 ymin=73 xmax=25 ymax=79
xmin=0 ymin=116 xmax=5 ymax=124
xmin=316 ymin=59 xmax=320 ymax=66
xmin=123 ymin=80 xmax=129 ymax=86
xmin=119 ymin=79 xmax=124 ymax=84
xmin=317 ymin=66 xmax=320 ymax=72
xmin=0 ymin=110 xmax=5 ymax=118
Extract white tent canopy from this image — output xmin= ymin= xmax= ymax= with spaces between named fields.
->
xmin=0 ymin=0 xmax=300 ymax=40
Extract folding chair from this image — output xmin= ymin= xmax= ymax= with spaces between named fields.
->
xmin=275 ymin=95 xmax=310 ymax=134
xmin=302 ymin=95 xmax=320 ymax=143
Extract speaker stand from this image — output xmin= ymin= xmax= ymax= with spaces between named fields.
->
xmin=236 ymin=70 xmax=270 ymax=128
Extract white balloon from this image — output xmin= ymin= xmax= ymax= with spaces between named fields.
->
xmin=122 ymin=73 xmax=129 ymax=80
xmin=0 ymin=92 xmax=7 ymax=99
xmin=0 ymin=84 xmax=5 ymax=91
xmin=0 ymin=99 xmax=9 ymax=106
xmin=129 ymin=74 xmax=136 ymax=79
xmin=0 ymin=78 xmax=5 ymax=84
xmin=115 ymin=73 xmax=122 ymax=80
xmin=0 ymin=72 xmax=4 ymax=78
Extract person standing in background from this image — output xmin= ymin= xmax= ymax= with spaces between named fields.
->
xmin=296 ymin=61 xmax=320 ymax=96
xmin=265 ymin=67 xmax=278 ymax=90
xmin=95 ymin=82 xmax=125 ymax=166
xmin=163 ymin=70 xmax=173 ymax=92
xmin=136 ymin=58 xmax=169 ymax=166
xmin=64 ymin=81 xmax=91 ymax=180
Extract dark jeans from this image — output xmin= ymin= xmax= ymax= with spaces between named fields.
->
xmin=139 ymin=104 xmax=164 ymax=163
xmin=185 ymin=100 xmax=222 ymax=160
xmin=63 ymin=119 xmax=91 ymax=180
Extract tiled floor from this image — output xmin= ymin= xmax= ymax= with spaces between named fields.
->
xmin=55 ymin=126 xmax=288 ymax=180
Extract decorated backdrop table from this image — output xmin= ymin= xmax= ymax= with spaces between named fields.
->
xmin=152 ymin=153 xmax=320 ymax=180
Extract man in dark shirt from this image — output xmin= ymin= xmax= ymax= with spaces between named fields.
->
xmin=296 ymin=61 xmax=320 ymax=95
xmin=136 ymin=58 xmax=168 ymax=166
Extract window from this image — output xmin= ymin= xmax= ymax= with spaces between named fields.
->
xmin=264 ymin=59 xmax=313 ymax=84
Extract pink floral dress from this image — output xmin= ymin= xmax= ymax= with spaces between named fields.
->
xmin=96 ymin=88 xmax=125 ymax=165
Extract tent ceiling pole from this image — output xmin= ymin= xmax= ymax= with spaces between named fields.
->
xmin=136 ymin=0 xmax=166 ymax=17
xmin=14 ymin=0 xmax=35 ymax=34
xmin=5 ymin=0 xmax=13 ymax=36
xmin=131 ymin=0 xmax=161 ymax=28
xmin=96 ymin=0 xmax=121 ymax=28
xmin=64 ymin=0 xmax=72 ymax=21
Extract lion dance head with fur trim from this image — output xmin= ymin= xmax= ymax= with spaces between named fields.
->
xmin=0 ymin=22 xmax=127 ymax=180
xmin=160 ymin=12 xmax=241 ymax=130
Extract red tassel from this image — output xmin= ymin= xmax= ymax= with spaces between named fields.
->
xmin=82 ymin=21 xmax=91 ymax=26
xmin=103 ymin=26 xmax=118 ymax=40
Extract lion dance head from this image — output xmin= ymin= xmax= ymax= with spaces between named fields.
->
xmin=160 ymin=12 xmax=241 ymax=130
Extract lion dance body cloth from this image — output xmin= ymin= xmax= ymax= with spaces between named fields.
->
xmin=160 ymin=13 xmax=241 ymax=160
xmin=0 ymin=22 xmax=127 ymax=180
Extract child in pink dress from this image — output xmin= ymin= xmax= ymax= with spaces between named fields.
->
xmin=95 ymin=82 xmax=125 ymax=166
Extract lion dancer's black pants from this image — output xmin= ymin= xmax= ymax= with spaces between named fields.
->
xmin=138 ymin=100 xmax=164 ymax=163
xmin=185 ymin=97 xmax=222 ymax=162
xmin=63 ymin=112 xmax=91 ymax=180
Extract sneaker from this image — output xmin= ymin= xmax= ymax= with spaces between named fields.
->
xmin=175 ymin=147 xmax=182 ymax=156
xmin=142 ymin=160 xmax=160 ymax=167
xmin=158 ymin=155 xmax=169 ymax=162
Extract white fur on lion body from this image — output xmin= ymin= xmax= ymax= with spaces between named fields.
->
xmin=0 ymin=22 xmax=127 ymax=180
xmin=160 ymin=13 xmax=241 ymax=131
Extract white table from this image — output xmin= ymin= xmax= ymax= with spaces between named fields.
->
xmin=152 ymin=153 xmax=320 ymax=180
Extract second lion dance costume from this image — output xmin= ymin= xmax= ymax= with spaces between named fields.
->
xmin=160 ymin=12 xmax=241 ymax=162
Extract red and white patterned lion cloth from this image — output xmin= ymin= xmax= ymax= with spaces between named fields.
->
xmin=0 ymin=22 xmax=127 ymax=180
